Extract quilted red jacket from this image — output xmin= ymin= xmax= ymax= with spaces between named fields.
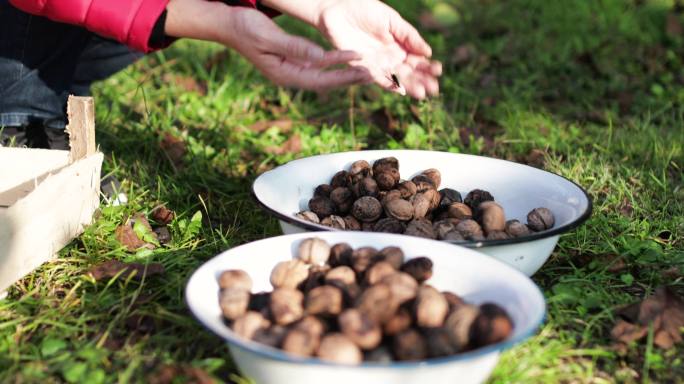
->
xmin=9 ymin=0 xmax=263 ymax=53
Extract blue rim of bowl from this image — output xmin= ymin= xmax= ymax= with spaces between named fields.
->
xmin=250 ymin=151 xmax=593 ymax=248
xmin=184 ymin=232 xmax=548 ymax=369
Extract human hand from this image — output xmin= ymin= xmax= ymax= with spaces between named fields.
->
xmin=165 ymin=0 xmax=369 ymax=91
xmin=314 ymin=0 xmax=442 ymax=99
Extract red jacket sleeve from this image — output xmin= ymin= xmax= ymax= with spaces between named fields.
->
xmin=8 ymin=0 xmax=276 ymax=53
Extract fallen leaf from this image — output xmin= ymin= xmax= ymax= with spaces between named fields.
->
xmin=266 ymin=134 xmax=302 ymax=155
xmin=248 ymin=118 xmax=293 ymax=133
xmin=88 ymin=260 xmax=164 ymax=281
xmin=115 ymin=224 xmax=147 ymax=251
xmin=160 ymin=133 xmax=187 ymax=170
xmin=525 ymin=149 xmax=546 ymax=168
xmin=611 ymin=287 xmax=684 ymax=349
xmin=452 ymin=43 xmax=476 ymax=65
xmin=151 ymin=205 xmax=175 ymax=225
xmin=148 ymin=365 xmax=215 ymax=384
xmin=162 ymin=74 xmax=206 ymax=95
xmin=666 ymin=13 xmax=683 ymax=37
xmin=370 ymin=107 xmax=403 ymax=139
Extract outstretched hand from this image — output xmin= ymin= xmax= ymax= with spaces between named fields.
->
xmin=315 ymin=0 xmax=442 ymax=99
xmin=166 ymin=1 xmax=369 ymax=91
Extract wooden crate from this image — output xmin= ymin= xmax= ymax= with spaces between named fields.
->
xmin=0 ymin=96 xmax=103 ymax=294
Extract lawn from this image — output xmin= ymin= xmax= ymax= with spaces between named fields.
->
xmin=1 ymin=0 xmax=683 ymax=382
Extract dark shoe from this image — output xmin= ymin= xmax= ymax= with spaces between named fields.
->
xmin=0 ymin=123 xmax=69 ymax=150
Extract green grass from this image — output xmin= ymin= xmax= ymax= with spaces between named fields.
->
xmin=2 ymin=0 xmax=684 ymax=382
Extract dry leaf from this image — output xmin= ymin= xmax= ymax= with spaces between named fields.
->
xmin=160 ymin=133 xmax=187 ymax=170
xmin=666 ymin=13 xmax=683 ymax=37
xmin=115 ymin=224 xmax=147 ymax=251
xmin=151 ymin=205 xmax=175 ymax=225
xmin=162 ymin=74 xmax=206 ymax=95
xmin=248 ymin=118 xmax=294 ymax=133
xmin=88 ymin=260 xmax=164 ymax=281
xmin=266 ymin=134 xmax=302 ymax=155
xmin=525 ymin=149 xmax=546 ymax=168
xmin=611 ymin=287 xmax=684 ymax=349
xmin=148 ymin=365 xmax=215 ymax=384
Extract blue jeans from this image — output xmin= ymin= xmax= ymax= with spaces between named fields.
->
xmin=0 ymin=1 xmax=142 ymax=148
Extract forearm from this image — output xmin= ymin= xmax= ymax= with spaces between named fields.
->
xmin=164 ymin=0 xmax=233 ymax=44
xmin=259 ymin=0 xmax=330 ymax=26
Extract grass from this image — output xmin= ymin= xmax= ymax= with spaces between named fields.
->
xmin=1 ymin=0 xmax=683 ymax=382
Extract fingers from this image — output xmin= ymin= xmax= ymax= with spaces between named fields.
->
xmin=317 ymin=50 xmax=363 ymax=68
xmin=389 ymin=12 xmax=432 ymax=58
xmin=269 ymin=32 xmax=326 ymax=63
xmin=261 ymin=54 xmax=370 ymax=91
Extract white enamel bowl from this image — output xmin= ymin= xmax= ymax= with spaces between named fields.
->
xmin=186 ymin=232 xmax=546 ymax=384
xmin=252 ymin=150 xmax=592 ymax=276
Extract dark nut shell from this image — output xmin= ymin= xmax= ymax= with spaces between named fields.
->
xmin=393 ymin=329 xmax=427 ymax=361
xmin=410 ymin=194 xmax=431 ymax=219
xmin=527 ymin=207 xmax=555 ymax=231
xmin=486 ymin=230 xmax=510 ymax=240
xmin=445 ymin=304 xmax=480 ymax=350
xmin=404 ymin=219 xmax=436 ymax=239
xmin=349 ymin=160 xmax=371 ymax=181
xmin=421 ymin=168 xmax=441 ymax=189
xmin=314 ymin=184 xmax=332 ymax=198
xmin=270 ymin=259 xmax=309 ymax=289
xmin=352 ymin=196 xmax=383 ymax=222
xmin=358 ymin=177 xmax=379 ymax=198
xmin=295 ymin=211 xmax=320 ymax=224
xmin=476 ymin=201 xmax=506 ymax=234
xmin=252 ymin=325 xmax=287 ymax=348
xmin=400 ymin=257 xmax=433 ymax=284
xmin=270 ymin=288 xmax=304 ymax=325
xmin=373 ymin=218 xmax=407 ymax=234
xmin=438 ymin=188 xmax=463 ymax=211
xmin=505 ymin=219 xmax=531 ymax=237
xmin=447 ymin=202 xmax=472 ymax=220
xmin=372 ymin=157 xmax=399 ymax=174
xmin=299 ymin=265 xmax=329 ymax=293
xmin=384 ymin=199 xmax=414 ymax=221
xmin=442 ymin=230 xmax=465 ymax=241
xmin=411 ymin=174 xmax=436 ymax=193
xmin=293 ymin=315 xmax=327 ymax=338
xmin=365 ymin=346 xmax=393 ymax=363
xmin=464 ymin=189 xmax=494 ymax=210
xmin=282 ymin=328 xmax=320 ymax=357
xmin=433 ymin=219 xmax=458 ymax=240
xmin=330 ymin=187 xmax=354 ymax=214
xmin=305 ymin=285 xmax=343 ymax=316
xmin=380 ymin=189 xmax=402 ymax=205
xmin=339 ymin=309 xmax=382 ymax=350
xmin=331 ymin=170 xmax=352 ymax=189
xmin=365 ymin=261 xmax=397 ymax=285
xmin=415 ymin=285 xmax=449 ymax=328
xmin=375 ymin=169 xmax=399 ymax=190
xmin=470 ymin=303 xmax=513 ymax=348
xmin=398 ymin=180 xmax=417 ymax=198
xmin=343 ymin=216 xmax=361 ymax=231
xmin=317 ymin=333 xmax=363 ymax=364
xmin=455 ymin=219 xmax=484 ymax=240
xmin=219 ymin=288 xmax=250 ymax=320
xmin=329 ymin=242 xmax=353 ymax=267
xmin=351 ymin=247 xmax=378 ymax=274
xmin=218 ymin=270 xmax=252 ymax=291
xmin=325 ymin=266 xmax=356 ymax=286
xmin=443 ymin=291 xmax=465 ymax=312
xmin=248 ymin=292 xmax=271 ymax=316
xmin=383 ymin=307 xmax=413 ymax=335
xmin=321 ymin=215 xmax=346 ymax=229
xmin=233 ymin=311 xmax=270 ymax=340
xmin=373 ymin=246 xmax=405 ymax=270
xmin=361 ymin=221 xmax=376 ymax=232
xmin=356 ymin=283 xmax=398 ymax=324
xmin=424 ymin=327 xmax=457 ymax=358
xmin=422 ymin=189 xmax=441 ymax=210
xmin=308 ymin=196 xmax=335 ymax=219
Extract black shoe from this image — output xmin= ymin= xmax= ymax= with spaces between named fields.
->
xmin=0 ymin=122 xmax=69 ymax=150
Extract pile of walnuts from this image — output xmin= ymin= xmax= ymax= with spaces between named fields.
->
xmin=218 ymin=238 xmax=513 ymax=364
xmin=295 ymin=157 xmax=556 ymax=241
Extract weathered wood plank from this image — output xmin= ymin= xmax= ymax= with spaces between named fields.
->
xmin=65 ymin=95 xmax=96 ymax=163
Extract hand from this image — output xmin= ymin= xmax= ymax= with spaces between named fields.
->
xmin=315 ymin=0 xmax=442 ymax=99
xmin=165 ymin=0 xmax=369 ymax=91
